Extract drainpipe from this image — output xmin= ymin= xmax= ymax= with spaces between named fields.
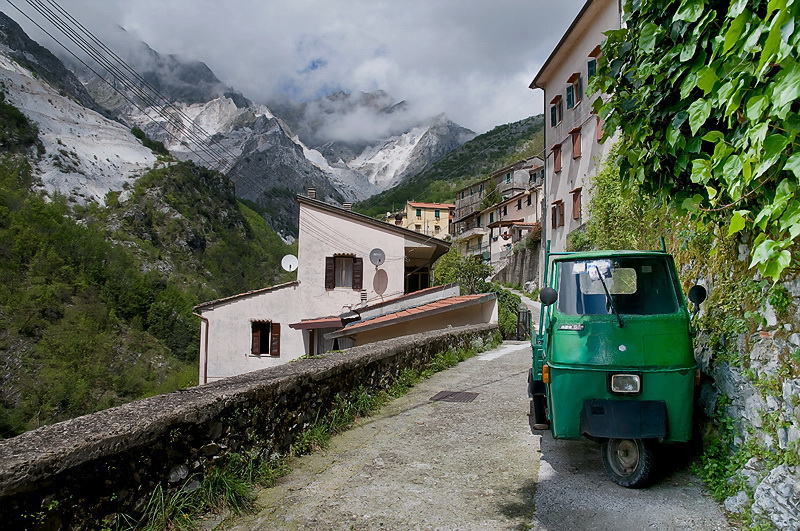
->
xmin=192 ymin=312 xmax=210 ymax=385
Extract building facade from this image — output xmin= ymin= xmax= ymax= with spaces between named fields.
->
xmin=387 ymin=201 xmax=455 ymax=238
xmin=529 ymin=0 xmax=621 ymax=253
xmin=194 ymin=195 xmax=452 ymax=384
xmin=451 ymin=157 xmax=544 ymax=259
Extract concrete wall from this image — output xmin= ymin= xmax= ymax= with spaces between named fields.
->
xmin=0 ymin=325 xmax=498 ymax=530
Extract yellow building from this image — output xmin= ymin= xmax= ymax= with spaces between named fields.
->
xmin=387 ymin=201 xmax=454 ymax=238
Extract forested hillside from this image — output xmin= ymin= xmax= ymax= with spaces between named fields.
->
xmin=356 ymin=115 xmax=544 ymax=217
xmin=0 ymin=95 xmax=293 ymax=437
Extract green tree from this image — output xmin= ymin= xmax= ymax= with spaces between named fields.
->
xmin=593 ymin=0 xmax=800 ymax=281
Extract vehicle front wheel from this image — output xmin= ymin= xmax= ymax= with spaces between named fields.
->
xmin=601 ymin=438 xmax=654 ymax=488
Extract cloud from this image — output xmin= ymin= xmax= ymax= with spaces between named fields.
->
xmin=10 ymin=0 xmax=586 ymax=134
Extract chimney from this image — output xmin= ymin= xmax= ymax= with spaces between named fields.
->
xmin=342 ymin=202 xmax=353 ymax=211
xmin=307 ymin=188 xmax=317 ymax=199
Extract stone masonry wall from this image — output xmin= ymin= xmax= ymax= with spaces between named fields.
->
xmin=493 ymin=246 xmax=540 ymax=290
xmin=695 ymin=270 xmax=800 ymax=529
xmin=0 ymin=324 xmax=498 ymax=530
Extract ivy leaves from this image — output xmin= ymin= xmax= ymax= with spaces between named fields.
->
xmin=593 ymin=0 xmax=800 ymax=281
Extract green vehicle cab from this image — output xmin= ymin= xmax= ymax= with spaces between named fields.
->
xmin=529 ymin=243 xmax=706 ymax=488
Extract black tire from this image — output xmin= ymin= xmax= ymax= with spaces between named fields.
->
xmin=601 ymin=438 xmax=654 ymax=488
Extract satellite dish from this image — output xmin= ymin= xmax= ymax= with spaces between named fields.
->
xmin=369 ymin=248 xmax=386 ymax=267
xmin=281 ymin=254 xmax=299 ymax=272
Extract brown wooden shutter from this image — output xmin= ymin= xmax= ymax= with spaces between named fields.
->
xmin=325 ymin=257 xmax=335 ymax=289
xmin=251 ymin=323 xmax=260 ymax=355
xmin=352 ymin=257 xmax=363 ymax=290
xmin=270 ymin=323 xmax=281 ymax=356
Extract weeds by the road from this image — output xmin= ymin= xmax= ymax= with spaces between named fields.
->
xmin=121 ymin=335 xmax=501 ymax=529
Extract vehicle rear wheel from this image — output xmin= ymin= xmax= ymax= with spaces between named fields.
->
xmin=601 ymin=438 xmax=654 ymax=488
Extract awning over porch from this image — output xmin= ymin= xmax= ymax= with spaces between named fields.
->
xmin=288 ymin=316 xmax=343 ymax=330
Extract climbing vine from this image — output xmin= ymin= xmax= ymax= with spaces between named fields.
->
xmin=592 ymin=0 xmax=800 ymax=281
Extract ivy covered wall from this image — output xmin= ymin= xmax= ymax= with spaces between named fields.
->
xmin=584 ymin=0 xmax=800 ymax=526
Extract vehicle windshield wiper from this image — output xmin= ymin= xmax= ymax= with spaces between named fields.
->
xmin=593 ymin=265 xmax=625 ymax=328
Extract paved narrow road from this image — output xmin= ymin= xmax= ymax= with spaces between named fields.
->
xmin=214 ymin=338 xmax=732 ymax=530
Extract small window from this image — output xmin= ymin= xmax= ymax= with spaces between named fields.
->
xmin=416 ymin=208 xmax=422 ymax=219
xmin=503 ymin=205 xmax=508 ymax=216
xmin=506 ymin=173 xmax=511 ymax=183
xmin=477 ymin=215 xmax=482 ymax=227
xmin=251 ymin=321 xmax=280 ymax=357
xmin=570 ymin=128 xmax=582 ymax=158
xmin=566 ymin=73 xmax=583 ymax=109
xmin=552 ymin=144 xmax=562 ymax=173
xmin=517 ymin=199 xmax=522 ymax=210
xmin=571 ymin=188 xmax=582 ymax=220
xmin=461 ymin=191 xmax=465 ymax=199
xmin=527 ymin=193 xmax=532 ymax=206
xmin=551 ymin=200 xmax=565 ymax=228
xmin=587 ymin=58 xmax=597 ymax=79
xmin=325 ymin=256 xmax=363 ymax=290
xmin=415 ymin=224 xmax=422 ymax=232
xmin=434 ymin=225 xmax=440 ymax=233
xmin=434 ymin=209 xmax=440 ymax=219
xmin=550 ymin=95 xmax=563 ymax=126
xmin=489 ymin=212 xmax=494 ymax=224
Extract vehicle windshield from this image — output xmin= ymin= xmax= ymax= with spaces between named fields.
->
xmin=556 ymin=256 xmax=679 ymax=316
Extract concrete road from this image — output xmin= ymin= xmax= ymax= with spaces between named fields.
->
xmin=214 ymin=339 xmax=732 ymax=530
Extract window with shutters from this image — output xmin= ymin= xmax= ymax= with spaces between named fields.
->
xmin=566 ymin=72 xmax=582 ymax=109
xmin=571 ymin=188 xmax=582 ymax=220
xmin=550 ymin=95 xmax=563 ymax=127
xmin=251 ymin=321 xmax=280 ymax=357
xmin=325 ymin=255 xmax=363 ymax=290
xmin=570 ymin=127 xmax=582 ymax=158
xmin=551 ymin=200 xmax=565 ymax=228
xmin=552 ymin=144 xmax=562 ymax=173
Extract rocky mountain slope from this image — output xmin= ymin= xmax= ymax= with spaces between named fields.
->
xmin=0 ymin=12 xmax=155 ymax=204
xmin=357 ymin=115 xmax=545 ymax=218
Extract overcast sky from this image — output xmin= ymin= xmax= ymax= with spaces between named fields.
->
xmin=9 ymin=0 xmax=586 ymax=134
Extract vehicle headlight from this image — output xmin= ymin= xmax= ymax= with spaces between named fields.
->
xmin=610 ymin=373 xmax=641 ymax=394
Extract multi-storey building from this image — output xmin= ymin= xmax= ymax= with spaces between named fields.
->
xmin=529 ymin=0 xmax=621 ymax=252
xmin=386 ymin=201 xmax=454 ymax=238
xmin=451 ymin=157 xmax=544 ymax=258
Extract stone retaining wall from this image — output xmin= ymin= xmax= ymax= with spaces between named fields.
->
xmin=0 ymin=324 xmax=498 ymax=529
xmin=493 ymin=245 xmax=540 ymax=290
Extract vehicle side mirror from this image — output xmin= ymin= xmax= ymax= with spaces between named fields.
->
xmin=688 ymin=285 xmax=707 ymax=306
xmin=540 ymin=287 xmax=558 ymax=306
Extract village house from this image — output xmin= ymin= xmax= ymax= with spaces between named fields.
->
xmin=450 ymin=157 xmax=544 ymax=259
xmin=482 ymin=187 xmax=542 ymax=267
xmin=529 ymin=0 xmax=621 ymax=253
xmin=386 ymin=201 xmax=455 ymax=237
xmin=193 ymin=193 xmax=497 ymax=384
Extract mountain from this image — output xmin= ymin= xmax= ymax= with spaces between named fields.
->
xmin=51 ymin=28 xmax=474 ymax=233
xmin=356 ymin=115 xmax=545 ymax=218
xmin=269 ymin=91 xmax=476 ymax=190
xmin=0 ymin=12 xmax=156 ymax=203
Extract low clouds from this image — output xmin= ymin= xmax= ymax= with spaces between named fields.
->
xmin=12 ymin=0 xmax=584 ymax=134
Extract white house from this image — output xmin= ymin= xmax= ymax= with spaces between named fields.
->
xmin=193 ymin=194 xmax=497 ymax=384
xmin=529 ymin=0 xmax=621 ymax=253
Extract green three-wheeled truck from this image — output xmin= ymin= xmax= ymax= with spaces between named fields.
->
xmin=529 ymin=242 xmax=706 ymax=487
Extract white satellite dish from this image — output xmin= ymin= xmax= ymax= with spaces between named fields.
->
xmin=369 ymin=248 xmax=386 ymax=267
xmin=281 ymin=254 xmax=299 ymax=272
